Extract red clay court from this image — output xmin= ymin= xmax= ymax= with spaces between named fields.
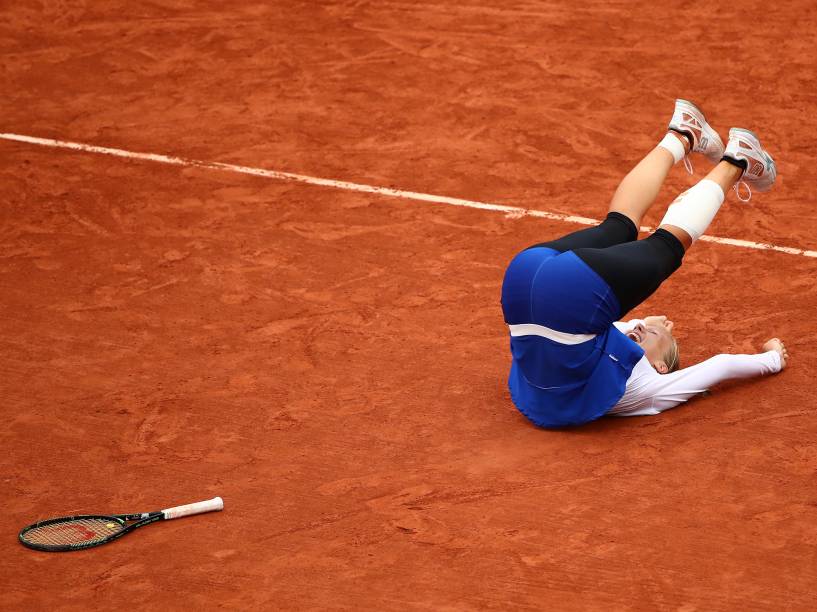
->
xmin=2 ymin=1 xmax=817 ymax=610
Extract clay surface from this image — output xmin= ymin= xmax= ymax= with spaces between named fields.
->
xmin=2 ymin=1 xmax=816 ymax=610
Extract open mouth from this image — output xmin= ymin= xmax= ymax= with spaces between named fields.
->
xmin=627 ymin=331 xmax=642 ymax=343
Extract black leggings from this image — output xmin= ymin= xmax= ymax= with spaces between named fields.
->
xmin=527 ymin=212 xmax=686 ymax=317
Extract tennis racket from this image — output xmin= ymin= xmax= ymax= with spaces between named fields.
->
xmin=19 ymin=496 xmax=224 ymax=552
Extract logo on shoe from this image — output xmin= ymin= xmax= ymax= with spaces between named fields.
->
xmin=750 ymin=161 xmax=764 ymax=176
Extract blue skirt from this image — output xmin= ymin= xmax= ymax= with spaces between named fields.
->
xmin=501 ymin=247 xmax=644 ymax=428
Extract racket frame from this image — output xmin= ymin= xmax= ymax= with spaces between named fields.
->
xmin=19 ymin=497 xmax=222 ymax=552
xmin=19 ymin=512 xmax=162 ymax=552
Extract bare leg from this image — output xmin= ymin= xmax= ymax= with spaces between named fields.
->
xmin=660 ymin=161 xmax=742 ymax=250
xmin=608 ymin=132 xmax=690 ymax=228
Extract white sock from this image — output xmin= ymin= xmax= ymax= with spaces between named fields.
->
xmin=658 ymin=132 xmax=687 ymax=164
xmin=659 ymin=179 xmax=725 ymax=242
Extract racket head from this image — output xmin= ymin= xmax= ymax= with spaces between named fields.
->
xmin=19 ymin=515 xmax=128 ymax=552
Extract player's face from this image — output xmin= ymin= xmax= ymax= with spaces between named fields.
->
xmin=626 ymin=322 xmax=674 ymax=370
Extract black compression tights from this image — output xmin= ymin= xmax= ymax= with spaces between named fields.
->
xmin=526 ymin=212 xmax=686 ymax=317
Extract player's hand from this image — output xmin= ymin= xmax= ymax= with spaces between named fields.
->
xmin=643 ymin=315 xmax=674 ymax=332
xmin=762 ymin=338 xmax=789 ymax=369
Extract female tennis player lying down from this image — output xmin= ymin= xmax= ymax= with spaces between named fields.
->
xmin=501 ymin=99 xmax=788 ymax=428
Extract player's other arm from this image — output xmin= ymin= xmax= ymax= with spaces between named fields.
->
xmin=641 ymin=338 xmax=789 ymax=413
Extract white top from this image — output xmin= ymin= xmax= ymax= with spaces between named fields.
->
xmin=609 ymin=320 xmax=782 ymax=417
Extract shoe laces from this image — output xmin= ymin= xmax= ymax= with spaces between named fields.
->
xmin=733 ymin=180 xmax=752 ymax=202
xmin=682 ymin=155 xmax=694 ymax=175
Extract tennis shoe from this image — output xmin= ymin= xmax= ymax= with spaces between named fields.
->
xmin=668 ymin=98 xmax=725 ymax=174
xmin=723 ymin=128 xmax=777 ymax=202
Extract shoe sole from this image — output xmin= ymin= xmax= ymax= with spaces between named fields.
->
xmin=728 ymin=128 xmax=777 ymax=192
xmin=673 ymin=99 xmax=724 ymax=160
xmin=729 ymin=127 xmax=776 ymax=165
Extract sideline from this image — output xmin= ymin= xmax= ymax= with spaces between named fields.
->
xmin=2 ymin=132 xmax=815 ymax=259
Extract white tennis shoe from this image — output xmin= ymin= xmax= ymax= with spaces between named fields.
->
xmin=723 ymin=128 xmax=777 ymax=202
xmin=668 ymin=98 xmax=725 ymax=174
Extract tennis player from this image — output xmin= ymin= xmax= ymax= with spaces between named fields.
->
xmin=501 ymin=99 xmax=787 ymax=428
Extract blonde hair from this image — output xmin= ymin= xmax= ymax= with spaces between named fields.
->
xmin=664 ymin=338 xmax=680 ymax=373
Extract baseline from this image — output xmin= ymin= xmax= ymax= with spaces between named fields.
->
xmin=2 ymin=132 xmax=815 ymax=259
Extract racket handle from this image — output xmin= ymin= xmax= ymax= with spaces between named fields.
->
xmin=162 ymin=496 xmax=224 ymax=520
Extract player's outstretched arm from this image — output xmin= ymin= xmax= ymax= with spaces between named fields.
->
xmin=612 ymin=338 xmax=788 ymax=417
xmin=665 ymin=339 xmax=787 ymax=398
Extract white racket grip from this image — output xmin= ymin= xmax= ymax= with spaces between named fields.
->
xmin=162 ymin=496 xmax=224 ymax=520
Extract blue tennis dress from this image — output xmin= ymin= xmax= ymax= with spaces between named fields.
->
xmin=501 ymin=247 xmax=644 ymax=428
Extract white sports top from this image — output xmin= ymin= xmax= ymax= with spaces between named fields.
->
xmin=609 ymin=320 xmax=782 ymax=417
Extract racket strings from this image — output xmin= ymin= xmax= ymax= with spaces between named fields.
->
xmin=22 ymin=518 xmax=124 ymax=547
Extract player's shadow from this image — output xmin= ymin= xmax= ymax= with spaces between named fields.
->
xmin=506 ymin=392 xmax=712 ymax=436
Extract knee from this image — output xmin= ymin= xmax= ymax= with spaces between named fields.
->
xmin=647 ymin=230 xmax=685 ymax=275
xmin=603 ymin=211 xmax=639 ymax=242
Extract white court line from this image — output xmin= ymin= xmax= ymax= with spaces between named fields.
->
xmin=2 ymin=132 xmax=816 ymax=259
